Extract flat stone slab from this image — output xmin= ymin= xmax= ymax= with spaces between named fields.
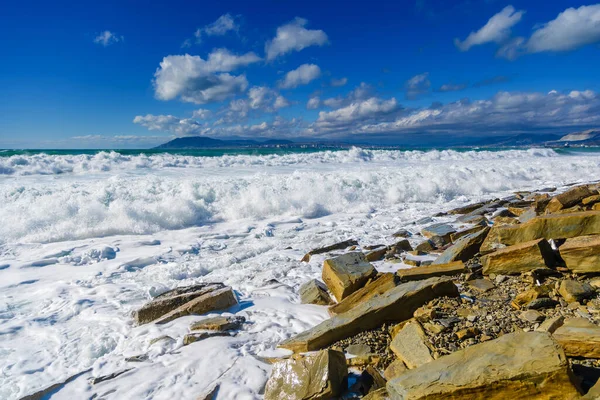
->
xmin=390 ymin=321 xmax=433 ymax=369
xmin=154 ymin=286 xmax=237 ymax=325
xmin=397 ymin=261 xmax=465 ymax=281
xmin=432 ymin=227 xmax=489 ymax=265
xmin=329 ymin=273 xmax=397 ymax=316
xmin=134 ymin=283 xmax=227 ymax=325
xmin=322 ymin=252 xmax=377 ymax=302
xmin=264 ymin=349 xmax=347 ymax=400
xmin=387 ymin=331 xmax=580 ymax=400
xmin=553 ymin=318 xmax=600 ymax=358
xmin=546 ymin=184 xmax=599 ymax=213
xmin=481 ymin=238 xmax=556 ymax=275
xmin=559 ymin=235 xmax=600 ymax=274
xmin=190 ymin=315 xmax=245 ymax=331
xmin=300 ymin=279 xmax=334 ymax=306
xmin=301 ymin=239 xmax=359 ymax=262
xmin=279 ymin=277 xmax=459 ymax=353
xmin=481 ymin=211 xmax=600 ymax=253
xmin=421 ymin=223 xmax=456 ymax=240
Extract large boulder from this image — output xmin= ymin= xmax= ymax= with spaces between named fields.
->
xmin=559 ymin=235 xmax=600 ymax=274
xmin=480 ymin=211 xmax=600 ymax=253
xmin=328 ymin=273 xmax=397 ymax=315
xmin=553 ymin=318 xmax=600 ymax=358
xmin=387 ymin=331 xmax=581 ymax=399
xmin=421 ymin=223 xmax=456 ymax=244
xmin=279 ymin=278 xmax=459 ymax=353
xmin=558 ymin=280 xmax=595 ymax=303
xmin=396 ymin=261 xmax=465 ymax=281
xmin=153 ymin=286 xmax=237 ymax=325
xmin=322 ymin=252 xmax=377 ymax=302
xmin=546 ymin=184 xmax=599 ymax=213
xmin=481 ymin=238 xmax=556 ymax=275
xmin=389 ymin=321 xmax=433 ymax=369
xmin=263 ymin=349 xmax=347 ymax=400
xmin=300 ymin=279 xmax=334 ymax=306
xmin=134 ymin=283 xmax=234 ymax=325
xmin=189 ymin=315 xmax=245 ymax=331
xmin=431 ymin=227 xmax=489 ymax=265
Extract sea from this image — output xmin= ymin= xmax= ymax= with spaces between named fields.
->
xmin=1 ymin=146 xmax=599 ymax=399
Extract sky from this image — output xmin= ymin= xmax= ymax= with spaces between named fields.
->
xmin=1 ymin=0 xmax=600 ymax=148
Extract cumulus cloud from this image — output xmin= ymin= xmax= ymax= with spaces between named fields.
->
xmin=322 ymin=82 xmax=374 ymax=109
xmin=527 ymin=5 xmax=600 ymax=53
xmin=93 ymin=31 xmax=123 ymax=46
xmin=330 ymin=77 xmax=348 ymax=87
xmin=307 ymin=96 xmax=321 ymax=110
xmin=405 ymin=72 xmax=431 ymax=99
xmin=153 ymin=49 xmax=261 ymax=104
xmin=133 ymin=114 xmax=210 ymax=136
xmin=454 ymin=5 xmax=524 ymax=51
xmin=315 ymin=97 xmax=399 ymax=130
xmin=185 ymin=14 xmax=240 ymax=46
xmin=265 ymin=18 xmax=328 ymax=60
xmin=274 ymin=95 xmax=290 ymax=109
xmin=220 ymin=86 xmax=290 ymax=122
xmin=192 ymin=109 xmax=212 ymax=119
xmin=279 ymin=64 xmax=321 ymax=89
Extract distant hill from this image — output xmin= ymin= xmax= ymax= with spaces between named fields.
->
xmin=467 ymin=133 xmax=563 ymax=147
xmin=558 ymin=129 xmax=600 ymax=143
xmin=154 ymin=137 xmax=294 ymax=149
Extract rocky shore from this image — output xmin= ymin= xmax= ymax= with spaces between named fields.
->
xmin=25 ymin=182 xmax=600 ymax=399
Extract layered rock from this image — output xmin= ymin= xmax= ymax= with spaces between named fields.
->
xmin=481 ymin=239 xmax=556 ymax=275
xmin=264 ymin=349 xmax=347 ymax=400
xmin=328 ymin=273 xmax=397 ymax=315
xmin=189 ymin=315 xmax=245 ymax=331
xmin=301 ymin=239 xmax=359 ymax=262
xmin=300 ymin=279 xmax=334 ymax=305
xmin=396 ymin=261 xmax=465 ymax=281
xmin=154 ymin=286 xmax=237 ymax=325
xmin=279 ymin=278 xmax=459 ymax=353
xmin=431 ymin=227 xmax=489 ymax=265
xmin=134 ymin=283 xmax=235 ymax=325
xmin=481 ymin=211 xmax=600 ymax=253
xmin=322 ymin=252 xmax=377 ymax=302
xmin=553 ymin=318 xmax=600 ymax=358
xmin=559 ymin=235 xmax=600 ymax=274
xmin=546 ymin=184 xmax=599 ymax=213
xmin=389 ymin=321 xmax=433 ymax=369
xmin=387 ymin=331 xmax=580 ymax=399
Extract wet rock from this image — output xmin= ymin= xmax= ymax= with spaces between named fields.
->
xmin=448 ymin=202 xmax=486 ymax=215
xmin=481 ymin=211 xmax=600 ymax=253
xmin=190 ymin=316 xmax=245 ymax=331
xmin=153 ymin=286 xmax=237 ymax=325
xmin=559 ymin=235 xmax=600 ymax=274
xmin=396 ymin=261 xmax=465 ymax=281
xmin=389 ymin=321 xmax=433 ymax=369
xmin=558 ymin=280 xmax=595 ymax=303
xmin=197 ymin=384 xmax=219 ymax=400
xmin=450 ymin=224 xmax=487 ymax=243
xmin=365 ymin=247 xmax=388 ymax=262
xmin=387 ymin=332 xmax=581 ymax=400
xmin=553 ymin=318 xmax=600 ymax=358
xmin=421 ymin=223 xmax=456 ymax=242
xmin=300 ymin=279 xmax=334 ymax=306
xmin=414 ymin=240 xmax=435 ymax=252
xmin=546 ymin=184 xmax=599 ymax=213
xmin=301 ymin=239 xmax=359 ymax=262
xmin=279 ymin=278 xmax=459 ymax=353
xmin=134 ymin=283 xmax=234 ymax=325
xmin=329 ymin=273 xmax=397 ymax=316
xmin=263 ymin=349 xmax=347 ymax=400
xmin=392 ymin=229 xmax=412 ymax=238
xmin=431 ymin=227 xmax=489 ymax=265
xmin=386 ymin=239 xmax=413 ymax=255
xmin=322 ymin=252 xmax=377 ymax=302
xmin=481 ymin=238 xmax=555 ymax=275
xmin=183 ymin=331 xmax=232 ymax=346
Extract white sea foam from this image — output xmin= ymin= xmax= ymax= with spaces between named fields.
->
xmin=0 ymin=148 xmax=598 ymax=399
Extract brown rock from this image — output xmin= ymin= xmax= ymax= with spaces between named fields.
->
xmin=494 ymin=216 xmax=520 ymax=226
xmin=553 ymin=318 xmax=600 ymax=358
xmin=387 ymin=332 xmax=581 ymax=400
xmin=328 ymin=273 xmax=397 ymax=316
xmin=414 ymin=240 xmax=435 ymax=252
xmin=481 ymin=239 xmax=555 ymax=275
xmin=455 ymin=327 xmax=479 ymax=340
xmin=300 ymin=279 xmax=334 ymax=306
xmin=536 ymin=315 xmax=565 ymax=334
xmin=481 ymin=211 xmax=600 ymax=253
xmin=559 ymin=235 xmax=600 ymax=274
xmin=154 ymin=286 xmax=238 ymax=325
xmin=389 ymin=321 xmax=433 ymax=369
xmin=519 ymin=310 xmax=545 ymax=323
xmin=365 ymin=247 xmax=388 ymax=262
xmin=190 ymin=316 xmax=245 ymax=331
xmin=413 ymin=306 xmax=437 ymax=323
xmin=301 ymin=239 xmax=359 ymax=262
xmin=363 ymin=388 xmax=390 ymax=400
xmin=546 ymin=184 xmax=599 ymax=213
xmin=322 ymin=252 xmax=377 ymax=302
xmin=183 ymin=331 xmax=231 ymax=346
xmin=582 ymin=194 xmax=600 ymax=206
xmin=384 ymin=359 xmax=407 ymax=381
xmin=450 ymin=224 xmax=487 ymax=243
xmin=263 ymin=349 xmax=347 ymax=400
xmin=397 ymin=261 xmax=465 ymax=281
xmin=421 ymin=223 xmax=456 ymax=242
xmin=466 ymin=278 xmax=495 ymax=292
xmin=431 ymin=227 xmax=490 ymax=265
xmin=448 ymin=202 xmax=486 ymax=215
xmin=558 ymin=280 xmax=596 ymax=303
xmin=279 ymin=278 xmax=459 ymax=353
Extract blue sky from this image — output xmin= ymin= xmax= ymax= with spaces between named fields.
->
xmin=1 ymin=0 xmax=600 ymax=148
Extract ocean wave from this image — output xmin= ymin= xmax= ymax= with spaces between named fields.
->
xmin=1 ymin=150 xmax=597 ymax=244
xmin=0 ymin=147 xmax=560 ymax=176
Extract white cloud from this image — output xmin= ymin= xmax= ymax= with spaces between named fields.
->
xmin=455 ymin=5 xmax=524 ymax=51
xmin=274 ymin=95 xmax=290 ymax=109
xmin=307 ymin=96 xmax=321 ymax=110
xmin=221 ymin=86 xmax=289 ymax=122
xmin=330 ymin=77 xmax=348 ymax=87
xmin=280 ymin=64 xmax=321 ymax=89
xmin=153 ymin=50 xmax=260 ymax=104
xmin=93 ymin=31 xmax=123 ymax=46
xmin=190 ymin=14 xmax=239 ymax=45
xmin=437 ymin=83 xmax=468 ymax=92
xmin=322 ymin=82 xmax=374 ymax=108
xmin=526 ymin=5 xmax=600 ymax=53
xmin=133 ymin=114 xmax=210 ymax=136
xmin=405 ymin=72 xmax=431 ymax=99
xmin=265 ymin=18 xmax=328 ymax=60
xmin=192 ymin=109 xmax=212 ymax=119
xmin=315 ymin=97 xmax=399 ymax=129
